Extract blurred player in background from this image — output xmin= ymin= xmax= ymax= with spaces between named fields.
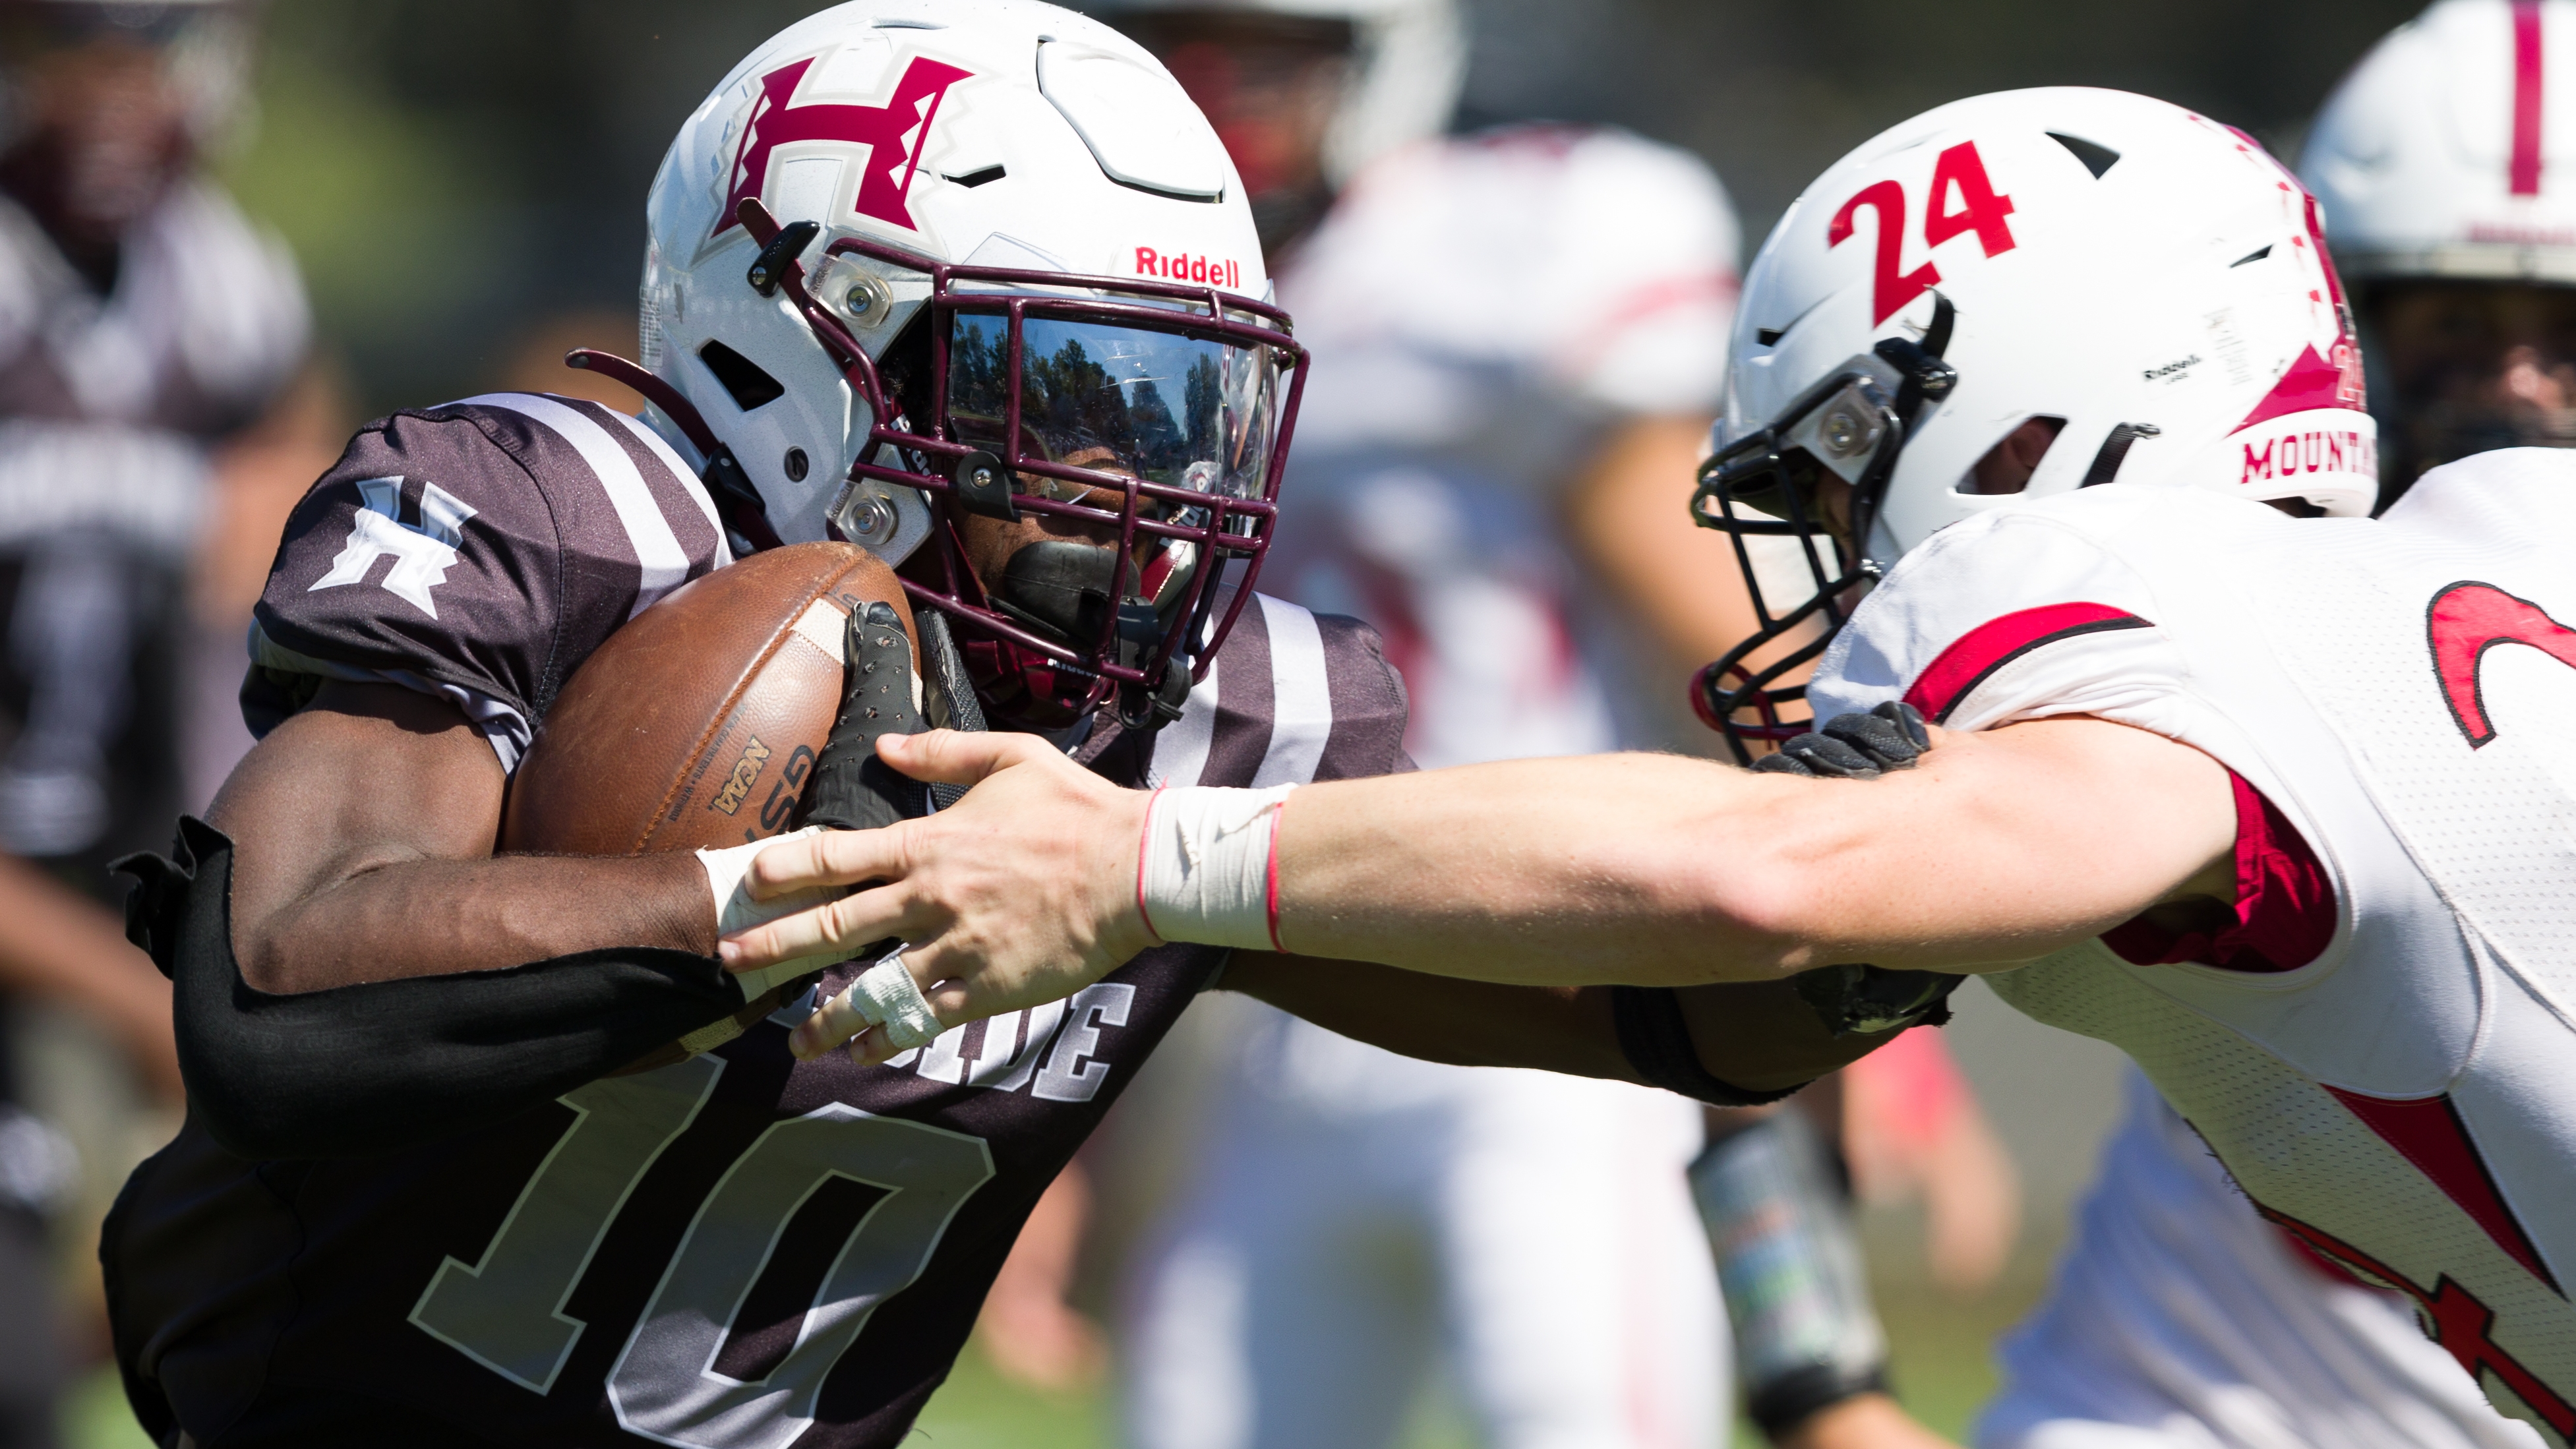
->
xmin=0 ymin=0 xmax=301 ymax=1436
xmin=1973 ymin=4 xmax=2573 ymax=1446
xmin=1067 ymin=3 xmax=1968 ymax=1445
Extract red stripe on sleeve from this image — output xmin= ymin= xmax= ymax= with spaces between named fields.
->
xmin=2322 ymin=1087 xmax=2560 ymax=1293
xmin=1900 ymin=602 xmax=2152 ymax=723
xmin=2515 ymin=0 xmax=2546 ymax=196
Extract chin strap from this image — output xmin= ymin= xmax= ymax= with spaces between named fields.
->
xmin=565 ymin=348 xmax=786 ymax=556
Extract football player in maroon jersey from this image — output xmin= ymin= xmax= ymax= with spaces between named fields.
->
xmin=102 ymin=5 xmax=1882 ymax=1448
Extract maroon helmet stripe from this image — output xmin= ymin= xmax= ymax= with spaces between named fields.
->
xmin=1901 ymin=602 xmax=2151 ymax=723
xmin=2515 ymin=0 xmax=2547 ymax=196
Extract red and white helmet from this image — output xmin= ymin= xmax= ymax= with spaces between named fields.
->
xmin=1695 ymin=87 xmax=2374 ymax=759
xmin=612 ymin=0 xmax=1307 ymax=729
xmin=2304 ymin=0 xmax=2576 ymax=283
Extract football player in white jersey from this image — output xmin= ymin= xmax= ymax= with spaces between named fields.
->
xmin=738 ymin=81 xmax=2576 ymax=1449
xmin=1077 ymin=4 xmax=1965 ymax=1447
xmin=1972 ymin=5 xmax=2576 ymax=1447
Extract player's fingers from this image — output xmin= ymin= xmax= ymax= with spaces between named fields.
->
xmin=787 ymin=982 xmax=876 ymax=1061
xmin=719 ymin=884 xmax=922 ymax=970
xmin=746 ymin=822 xmax=909 ymax=897
xmin=793 ymin=970 xmax=978 ymax=1065
xmin=846 ymin=1023 xmax=903 ymax=1068
xmin=874 ymin=728 xmax=1050 ymax=786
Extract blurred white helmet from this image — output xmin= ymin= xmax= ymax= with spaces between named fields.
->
xmin=614 ymin=0 xmax=1308 ymax=728
xmin=2304 ymin=0 xmax=2576 ymax=283
xmin=1082 ymin=0 xmax=1464 ymax=185
xmin=1693 ymin=87 xmax=2374 ymax=758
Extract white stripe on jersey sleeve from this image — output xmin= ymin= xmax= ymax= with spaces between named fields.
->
xmin=454 ymin=393 xmax=694 ymax=616
xmin=1146 ymin=660 xmax=1220 ymax=789
xmin=1251 ymin=593 xmax=1334 ymax=788
xmin=597 ymin=407 xmax=731 ymax=568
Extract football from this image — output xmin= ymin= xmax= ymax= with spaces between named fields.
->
xmin=500 ymin=540 xmax=917 ymax=857
xmin=500 ymin=541 xmax=918 ymax=1064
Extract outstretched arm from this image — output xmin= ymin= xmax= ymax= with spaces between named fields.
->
xmin=1216 ymin=953 xmax=1901 ymax=1096
xmin=727 ymin=714 xmax=2236 ymax=1051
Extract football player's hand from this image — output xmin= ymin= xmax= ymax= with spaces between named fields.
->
xmin=1754 ymin=701 xmax=1932 ymax=779
xmin=715 ymin=729 xmax=1153 ymax=1063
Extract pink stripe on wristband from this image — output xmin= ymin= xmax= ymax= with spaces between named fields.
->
xmin=1263 ymin=793 xmax=1287 ymax=953
xmin=1135 ymin=786 xmax=1168 ymax=945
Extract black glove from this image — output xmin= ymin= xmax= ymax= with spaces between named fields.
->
xmin=800 ymin=602 xmax=930 ymax=833
xmin=1749 ymin=700 xmax=1963 ymax=1035
xmin=1791 ymin=962 xmax=1963 ymax=1037
xmin=1751 ymin=700 xmax=1931 ymax=779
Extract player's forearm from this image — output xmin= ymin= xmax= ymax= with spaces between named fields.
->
xmin=236 ymin=850 xmax=717 ymax=995
xmin=1263 ymin=722 xmax=2231 ymax=986
xmin=1226 ymin=951 xmax=1892 ymax=1095
xmin=1267 ymin=753 xmax=1818 ymax=986
xmin=1222 ymin=951 xmax=1640 ymax=1080
xmin=210 ymin=679 xmax=719 ymax=995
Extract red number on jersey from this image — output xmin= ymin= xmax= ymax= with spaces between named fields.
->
xmin=1924 ymin=140 xmax=2018 ymax=257
xmin=1828 ymin=180 xmax=1940 ymax=326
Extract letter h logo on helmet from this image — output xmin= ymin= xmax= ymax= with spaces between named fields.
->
xmin=717 ymin=53 xmax=974 ymax=239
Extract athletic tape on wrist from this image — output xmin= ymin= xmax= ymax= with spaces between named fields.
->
xmin=698 ymin=828 xmax=851 ymax=999
xmin=1135 ymin=784 xmax=1298 ymax=951
xmin=806 ymin=951 xmax=942 ymax=1053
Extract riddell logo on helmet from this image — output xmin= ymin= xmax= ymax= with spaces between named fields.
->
xmin=2240 ymin=429 xmax=2376 ymax=485
xmin=717 ymin=53 xmax=973 ymax=238
xmin=1134 ymin=249 xmax=1242 ymax=289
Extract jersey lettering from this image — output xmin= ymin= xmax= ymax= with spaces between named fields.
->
xmin=2427 ymin=580 xmax=2576 ymax=747
xmin=307 ymin=475 xmax=477 ymax=619
xmin=882 ymin=982 xmax=1135 ymax=1103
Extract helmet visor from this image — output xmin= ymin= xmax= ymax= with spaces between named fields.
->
xmin=946 ymin=310 xmax=1281 ymax=503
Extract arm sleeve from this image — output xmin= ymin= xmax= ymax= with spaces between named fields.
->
xmin=1611 ymin=986 xmax=1803 ymax=1107
xmin=117 ymin=819 xmax=751 ymax=1161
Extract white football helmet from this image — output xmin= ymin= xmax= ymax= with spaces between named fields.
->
xmin=605 ymin=0 xmax=1307 ymax=729
xmin=1695 ymin=87 xmax=2374 ymax=759
xmin=2304 ymin=0 xmax=2576 ymax=283
xmin=1081 ymin=0 xmax=1464 ymax=186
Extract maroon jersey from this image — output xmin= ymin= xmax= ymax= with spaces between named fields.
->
xmin=106 ymin=397 xmax=1410 ymax=1448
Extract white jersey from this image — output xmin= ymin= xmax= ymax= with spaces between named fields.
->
xmin=1976 ymin=1070 xmax=2540 ymax=1449
xmin=1808 ymin=449 xmax=2576 ymax=1443
xmin=1267 ymin=123 xmax=1738 ymax=767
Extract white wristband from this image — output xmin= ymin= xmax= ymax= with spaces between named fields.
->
xmin=1136 ymin=784 xmax=1297 ymax=951
xmin=803 ymin=949 xmax=944 ymax=1054
xmin=698 ymin=827 xmax=851 ymax=999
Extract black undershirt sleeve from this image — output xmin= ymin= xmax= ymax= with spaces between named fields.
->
xmin=116 ymin=818 xmax=750 ymax=1161
xmin=1609 ymin=984 xmax=1808 ymax=1108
